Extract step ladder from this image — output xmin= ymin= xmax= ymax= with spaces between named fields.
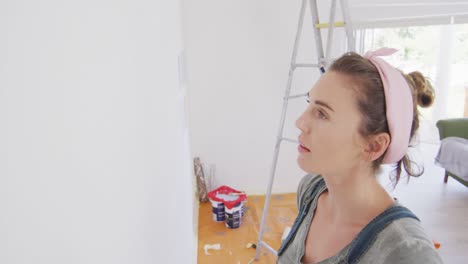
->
xmin=252 ymin=0 xmax=355 ymax=262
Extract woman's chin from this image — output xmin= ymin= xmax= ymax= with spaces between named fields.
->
xmin=297 ymin=156 xmax=322 ymax=175
xmin=297 ymin=156 xmax=311 ymax=172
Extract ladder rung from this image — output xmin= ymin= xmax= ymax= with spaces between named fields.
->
xmin=285 ymin=93 xmax=307 ymax=100
xmin=293 ymin=63 xmax=319 ymax=68
xmin=259 ymin=240 xmax=278 ymax=256
xmin=315 ymin=21 xmax=345 ymax=28
xmin=280 ymin=137 xmax=299 ymax=144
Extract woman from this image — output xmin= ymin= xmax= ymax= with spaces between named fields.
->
xmin=277 ymin=48 xmax=443 ymax=264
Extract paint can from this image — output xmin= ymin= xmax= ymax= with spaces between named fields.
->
xmin=210 ymin=199 xmax=225 ymax=222
xmin=208 ymin=186 xmax=247 ymax=226
xmin=225 ymin=202 xmax=243 ymax=229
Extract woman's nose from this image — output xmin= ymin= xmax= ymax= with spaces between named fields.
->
xmin=296 ymin=112 xmax=307 ymax=132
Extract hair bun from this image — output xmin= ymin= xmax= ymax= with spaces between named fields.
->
xmin=408 ymin=71 xmax=435 ymax=108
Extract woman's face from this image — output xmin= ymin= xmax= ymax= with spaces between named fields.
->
xmin=296 ymin=71 xmax=367 ymax=177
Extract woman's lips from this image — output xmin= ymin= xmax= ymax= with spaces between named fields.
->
xmin=298 ymin=144 xmax=311 ymax=153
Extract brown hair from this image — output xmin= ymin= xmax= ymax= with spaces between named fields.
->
xmin=329 ymin=52 xmax=435 ymax=187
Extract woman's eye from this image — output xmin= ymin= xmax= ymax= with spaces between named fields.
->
xmin=306 ymin=99 xmax=310 ymax=103
xmin=317 ymin=109 xmax=327 ymax=119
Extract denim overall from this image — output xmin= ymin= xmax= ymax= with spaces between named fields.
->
xmin=277 ymin=178 xmax=419 ymax=264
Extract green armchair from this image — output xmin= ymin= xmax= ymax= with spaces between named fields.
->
xmin=436 ymin=118 xmax=468 ymax=187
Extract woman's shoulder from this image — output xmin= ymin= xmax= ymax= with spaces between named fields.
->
xmin=367 ymin=217 xmax=443 ymax=264
xmin=296 ymin=174 xmax=323 ymax=209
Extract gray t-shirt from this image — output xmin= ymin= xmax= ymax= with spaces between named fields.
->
xmin=277 ymin=174 xmax=443 ymax=264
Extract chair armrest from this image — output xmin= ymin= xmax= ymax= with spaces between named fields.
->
xmin=436 ymin=118 xmax=468 ymax=140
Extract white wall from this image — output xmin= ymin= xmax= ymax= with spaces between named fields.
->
xmin=183 ymin=0 xmax=466 ymax=194
xmin=0 ymin=1 xmax=196 ymax=263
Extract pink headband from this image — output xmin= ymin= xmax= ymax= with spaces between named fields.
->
xmin=364 ymin=48 xmax=413 ymax=164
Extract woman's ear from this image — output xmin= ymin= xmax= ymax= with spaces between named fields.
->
xmin=364 ymin=133 xmax=391 ymax=161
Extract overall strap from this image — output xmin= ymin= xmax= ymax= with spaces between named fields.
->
xmin=277 ymin=177 xmax=326 ymax=256
xmin=343 ymin=205 xmax=420 ymax=264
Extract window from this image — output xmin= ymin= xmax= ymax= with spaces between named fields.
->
xmin=356 ymin=24 xmax=468 ymax=143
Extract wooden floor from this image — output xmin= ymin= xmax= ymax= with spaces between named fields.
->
xmin=197 ymin=193 xmax=297 ymax=264
xmin=197 ymin=143 xmax=468 ymax=264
